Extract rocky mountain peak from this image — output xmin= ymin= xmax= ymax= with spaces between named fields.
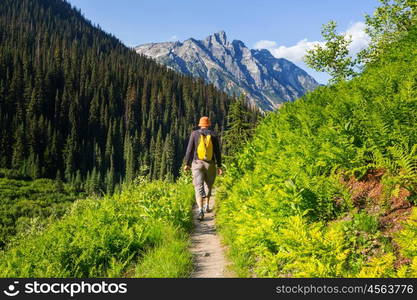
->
xmin=205 ymin=30 xmax=228 ymax=46
xmin=135 ymin=31 xmax=319 ymax=111
xmin=214 ymin=30 xmax=227 ymax=44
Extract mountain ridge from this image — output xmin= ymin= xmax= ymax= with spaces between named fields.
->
xmin=136 ymin=31 xmax=319 ymax=110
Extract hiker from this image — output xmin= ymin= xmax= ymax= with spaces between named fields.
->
xmin=184 ymin=116 xmax=223 ymax=221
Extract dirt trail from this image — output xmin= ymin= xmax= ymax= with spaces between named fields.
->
xmin=190 ymin=195 xmax=232 ymax=278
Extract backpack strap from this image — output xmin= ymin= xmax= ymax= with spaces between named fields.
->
xmin=198 ymin=129 xmax=212 ymax=137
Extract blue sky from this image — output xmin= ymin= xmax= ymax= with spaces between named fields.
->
xmin=68 ymin=0 xmax=380 ymax=83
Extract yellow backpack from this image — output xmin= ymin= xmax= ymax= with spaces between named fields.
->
xmin=197 ymin=131 xmax=213 ymax=161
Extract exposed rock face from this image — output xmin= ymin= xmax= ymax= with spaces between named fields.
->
xmin=136 ymin=31 xmax=319 ymax=111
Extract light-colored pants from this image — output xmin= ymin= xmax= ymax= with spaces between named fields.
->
xmin=191 ymin=160 xmax=216 ymax=200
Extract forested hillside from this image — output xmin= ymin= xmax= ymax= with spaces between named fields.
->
xmin=0 ymin=0 xmax=254 ymax=193
xmin=217 ymin=22 xmax=417 ymax=277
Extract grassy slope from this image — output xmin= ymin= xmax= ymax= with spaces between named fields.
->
xmin=217 ymin=27 xmax=417 ymax=277
xmin=0 ymin=178 xmax=195 ymax=278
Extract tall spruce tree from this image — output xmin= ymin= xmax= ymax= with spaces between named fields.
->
xmin=222 ymin=94 xmax=257 ymax=160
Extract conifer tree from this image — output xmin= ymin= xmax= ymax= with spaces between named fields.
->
xmin=54 ymin=170 xmax=64 ymax=193
xmin=222 ymin=94 xmax=254 ymax=160
xmin=160 ymin=135 xmax=174 ymax=181
xmin=124 ymin=134 xmax=135 ymax=183
xmin=152 ymin=127 xmax=163 ymax=179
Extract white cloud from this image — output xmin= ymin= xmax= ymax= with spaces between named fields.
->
xmin=345 ymin=22 xmax=371 ymax=53
xmin=255 ymin=39 xmax=324 ymax=63
xmin=254 ymin=40 xmax=279 ymax=49
xmin=170 ymin=35 xmax=178 ymax=41
xmin=254 ymin=21 xmax=370 ymax=63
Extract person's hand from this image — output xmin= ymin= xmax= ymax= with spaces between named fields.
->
xmin=184 ymin=165 xmax=191 ymax=172
xmin=217 ymin=168 xmax=223 ymax=175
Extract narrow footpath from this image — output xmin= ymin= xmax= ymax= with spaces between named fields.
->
xmin=190 ymin=196 xmax=232 ymax=278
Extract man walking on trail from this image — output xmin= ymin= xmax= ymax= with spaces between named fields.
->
xmin=184 ymin=116 xmax=223 ymax=221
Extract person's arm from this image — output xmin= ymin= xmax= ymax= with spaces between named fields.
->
xmin=213 ymin=134 xmax=222 ymax=168
xmin=184 ymin=131 xmax=195 ymax=167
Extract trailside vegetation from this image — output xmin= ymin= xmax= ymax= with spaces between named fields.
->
xmin=0 ymin=169 xmax=84 ymax=248
xmin=0 ymin=177 xmax=195 ymax=277
xmin=217 ymin=20 xmax=417 ymax=277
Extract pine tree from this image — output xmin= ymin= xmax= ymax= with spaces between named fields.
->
xmin=86 ymin=167 xmax=100 ymax=195
xmin=54 ymin=170 xmax=64 ymax=193
xmin=125 ymin=83 xmax=138 ymax=133
xmin=105 ymin=166 xmax=115 ymax=195
xmin=27 ymin=152 xmax=40 ymax=179
xmin=222 ymin=94 xmax=254 ymax=160
xmin=160 ymin=135 xmax=174 ymax=181
xmin=152 ymin=127 xmax=163 ymax=179
xmin=12 ymin=125 xmax=26 ymax=170
xmin=124 ymin=133 xmax=135 ymax=183
xmin=64 ymin=128 xmax=76 ymax=182
xmin=73 ymin=170 xmax=83 ymax=193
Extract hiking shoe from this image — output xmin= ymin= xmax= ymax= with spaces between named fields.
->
xmin=198 ymin=211 xmax=204 ymax=221
xmin=204 ymin=205 xmax=211 ymax=213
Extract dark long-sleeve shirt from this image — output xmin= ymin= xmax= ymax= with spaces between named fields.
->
xmin=184 ymin=128 xmax=222 ymax=168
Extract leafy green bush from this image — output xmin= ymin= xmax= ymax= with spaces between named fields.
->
xmin=351 ymin=212 xmax=379 ymax=234
xmin=0 ymin=179 xmax=194 ymax=277
xmin=396 ymin=208 xmax=417 ymax=260
xmin=359 ymin=208 xmax=417 ymax=278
